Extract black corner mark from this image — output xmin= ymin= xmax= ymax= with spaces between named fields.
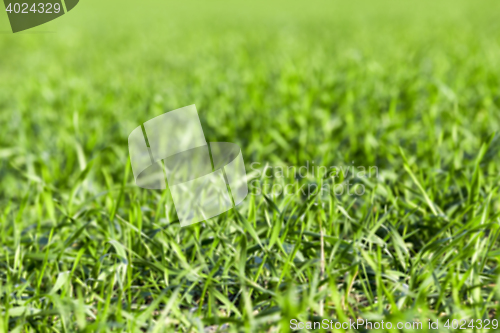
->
xmin=3 ymin=0 xmax=79 ymax=33
xmin=64 ymin=0 xmax=77 ymax=11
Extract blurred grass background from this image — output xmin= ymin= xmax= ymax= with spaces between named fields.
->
xmin=1 ymin=0 xmax=500 ymax=332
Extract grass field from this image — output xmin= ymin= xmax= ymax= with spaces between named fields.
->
xmin=1 ymin=0 xmax=500 ymax=331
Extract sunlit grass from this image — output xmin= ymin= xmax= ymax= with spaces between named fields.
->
xmin=1 ymin=0 xmax=500 ymax=332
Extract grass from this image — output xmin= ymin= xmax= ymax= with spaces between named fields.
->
xmin=1 ymin=0 xmax=500 ymax=331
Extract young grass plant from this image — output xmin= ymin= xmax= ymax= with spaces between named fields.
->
xmin=1 ymin=0 xmax=500 ymax=331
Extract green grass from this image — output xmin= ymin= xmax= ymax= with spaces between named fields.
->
xmin=1 ymin=0 xmax=500 ymax=331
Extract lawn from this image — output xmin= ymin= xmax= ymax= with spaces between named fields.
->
xmin=1 ymin=0 xmax=500 ymax=332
